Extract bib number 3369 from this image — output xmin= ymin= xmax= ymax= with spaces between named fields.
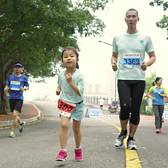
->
xmin=57 ymin=99 xmax=76 ymax=117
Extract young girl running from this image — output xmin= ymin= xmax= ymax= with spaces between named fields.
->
xmin=56 ymin=46 xmax=84 ymax=162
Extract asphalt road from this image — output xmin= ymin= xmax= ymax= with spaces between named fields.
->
xmin=0 ymin=101 xmax=168 ymax=168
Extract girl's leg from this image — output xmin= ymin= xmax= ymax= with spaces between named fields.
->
xmin=59 ymin=116 xmax=70 ymax=149
xmin=73 ymin=119 xmax=82 ymax=148
xmin=158 ymin=105 xmax=164 ymax=129
xmin=153 ymin=105 xmax=160 ymax=129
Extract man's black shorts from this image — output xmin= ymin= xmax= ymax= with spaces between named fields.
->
xmin=9 ymin=99 xmax=23 ymax=113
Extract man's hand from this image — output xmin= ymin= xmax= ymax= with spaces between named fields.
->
xmin=20 ymin=87 xmax=25 ymax=91
xmin=56 ymin=87 xmax=61 ymax=95
xmin=152 ymin=97 xmax=155 ymax=100
xmin=141 ymin=61 xmax=147 ymax=71
xmin=65 ymin=73 xmax=72 ymax=83
xmin=112 ymin=62 xmax=118 ymax=71
xmin=4 ymin=86 xmax=9 ymax=92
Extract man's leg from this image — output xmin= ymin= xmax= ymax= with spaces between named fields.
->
xmin=128 ymin=81 xmax=145 ymax=149
xmin=114 ymin=80 xmax=131 ymax=147
xmin=12 ymin=110 xmax=20 ymax=131
xmin=129 ymin=123 xmax=138 ymax=137
xmin=120 ymin=119 xmax=129 ymax=132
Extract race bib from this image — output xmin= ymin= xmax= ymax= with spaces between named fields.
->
xmin=10 ymin=81 xmax=20 ymax=91
xmin=58 ymin=99 xmax=76 ymax=117
xmin=123 ymin=53 xmax=140 ymax=68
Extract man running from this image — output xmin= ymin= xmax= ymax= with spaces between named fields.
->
xmin=4 ymin=62 xmax=29 ymax=138
xmin=111 ymin=8 xmax=156 ymax=150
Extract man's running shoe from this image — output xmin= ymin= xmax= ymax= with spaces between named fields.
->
xmin=9 ymin=131 xmax=15 ymax=138
xmin=56 ymin=150 xmax=67 ymax=161
xmin=19 ymin=121 xmax=25 ymax=133
xmin=74 ymin=149 xmax=83 ymax=161
xmin=159 ymin=129 xmax=162 ymax=133
xmin=114 ymin=132 xmax=127 ymax=147
xmin=156 ymin=129 xmax=159 ymax=133
xmin=127 ymin=140 xmax=137 ymax=150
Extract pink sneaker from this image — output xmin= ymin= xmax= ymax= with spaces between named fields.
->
xmin=159 ymin=129 xmax=162 ymax=133
xmin=74 ymin=149 xmax=83 ymax=161
xmin=56 ymin=150 xmax=67 ymax=161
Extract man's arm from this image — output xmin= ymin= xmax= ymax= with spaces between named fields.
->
xmin=111 ymin=52 xmax=118 ymax=71
xmin=24 ymin=86 xmax=29 ymax=91
xmin=141 ymin=51 xmax=156 ymax=71
xmin=146 ymin=52 xmax=156 ymax=66
xmin=4 ymin=85 xmax=10 ymax=92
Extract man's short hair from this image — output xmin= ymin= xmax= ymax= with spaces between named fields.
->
xmin=126 ymin=8 xmax=138 ymax=17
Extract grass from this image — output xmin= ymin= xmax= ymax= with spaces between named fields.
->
xmin=140 ymin=110 xmax=154 ymax=116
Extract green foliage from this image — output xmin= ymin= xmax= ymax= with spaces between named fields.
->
xmin=140 ymin=98 xmax=154 ymax=115
xmin=0 ymin=0 xmax=111 ymax=79
xmin=140 ymin=72 xmax=156 ymax=115
xmin=144 ymin=72 xmax=156 ymax=98
xmin=149 ymin=0 xmax=168 ymax=40
xmin=140 ymin=98 xmax=147 ymax=112
xmin=0 ymin=0 xmax=112 ymax=114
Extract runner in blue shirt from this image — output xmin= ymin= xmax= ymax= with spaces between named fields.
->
xmin=148 ymin=77 xmax=167 ymax=133
xmin=4 ymin=62 xmax=29 ymax=138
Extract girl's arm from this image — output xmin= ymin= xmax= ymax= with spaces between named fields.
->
xmin=158 ymin=92 xmax=167 ymax=98
xmin=56 ymin=86 xmax=61 ymax=95
xmin=147 ymin=91 xmax=155 ymax=100
xmin=68 ymin=81 xmax=80 ymax=96
xmin=65 ymin=73 xmax=84 ymax=96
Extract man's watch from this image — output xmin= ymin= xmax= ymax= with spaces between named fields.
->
xmin=24 ymin=88 xmax=27 ymax=91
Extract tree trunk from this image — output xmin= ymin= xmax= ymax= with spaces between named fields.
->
xmin=0 ymin=61 xmax=7 ymax=115
xmin=0 ymin=91 xmax=7 ymax=115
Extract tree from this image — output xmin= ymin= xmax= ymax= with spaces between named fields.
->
xmin=149 ymin=0 xmax=168 ymax=40
xmin=0 ymin=0 xmax=112 ymax=114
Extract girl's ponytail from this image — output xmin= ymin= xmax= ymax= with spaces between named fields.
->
xmin=152 ymin=81 xmax=155 ymax=86
xmin=76 ymin=63 xmax=79 ymax=69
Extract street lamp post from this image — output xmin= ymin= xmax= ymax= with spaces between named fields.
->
xmin=98 ymin=40 xmax=117 ymax=103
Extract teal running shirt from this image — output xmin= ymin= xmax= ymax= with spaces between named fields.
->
xmin=113 ymin=32 xmax=154 ymax=80
xmin=57 ymin=69 xmax=84 ymax=104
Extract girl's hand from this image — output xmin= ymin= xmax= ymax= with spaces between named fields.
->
xmin=152 ymin=97 xmax=155 ymax=100
xmin=56 ymin=88 xmax=61 ymax=95
xmin=158 ymin=92 xmax=161 ymax=95
xmin=65 ymin=73 xmax=72 ymax=83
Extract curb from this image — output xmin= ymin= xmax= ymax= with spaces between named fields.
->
xmin=0 ymin=103 xmax=41 ymax=128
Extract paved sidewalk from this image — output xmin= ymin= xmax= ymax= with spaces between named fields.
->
xmin=0 ymin=103 xmax=41 ymax=128
xmin=1 ymin=102 xmax=167 ymax=128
